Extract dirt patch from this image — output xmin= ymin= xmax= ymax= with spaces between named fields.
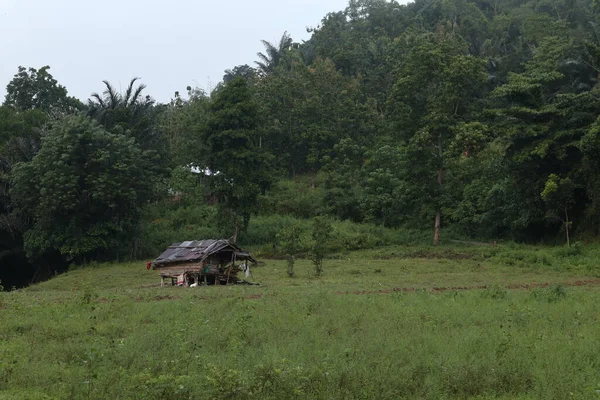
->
xmin=338 ymin=279 xmax=600 ymax=296
xmin=376 ymin=249 xmax=474 ymax=260
xmin=135 ymin=295 xmax=182 ymax=302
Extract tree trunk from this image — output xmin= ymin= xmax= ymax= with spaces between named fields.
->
xmin=565 ymin=207 xmax=570 ymax=247
xmin=232 ymin=225 xmax=238 ymax=244
xmin=433 ymin=167 xmax=443 ymax=245
xmin=287 ymin=255 xmax=294 ymax=277
xmin=311 ymin=169 xmax=316 ymax=189
xmin=434 ymin=207 xmax=441 ymax=245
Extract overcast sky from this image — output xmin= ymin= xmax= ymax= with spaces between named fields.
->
xmin=0 ymin=0 xmax=357 ymax=104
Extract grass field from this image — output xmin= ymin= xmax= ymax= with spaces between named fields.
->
xmin=1 ymin=244 xmax=600 ymax=399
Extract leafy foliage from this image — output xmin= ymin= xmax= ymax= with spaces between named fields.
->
xmin=276 ymin=224 xmax=304 ymax=277
xmin=11 ymin=116 xmax=152 ymax=260
xmin=311 ymin=217 xmax=333 ymax=276
xmin=255 ymin=31 xmax=293 ymax=76
xmin=202 ymin=78 xmax=273 ymax=241
xmin=3 ymin=66 xmax=83 ymax=116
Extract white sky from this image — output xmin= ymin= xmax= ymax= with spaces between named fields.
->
xmin=0 ymin=0 xmax=356 ymax=103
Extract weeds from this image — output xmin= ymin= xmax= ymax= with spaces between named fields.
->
xmin=2 ymin=250 xmax=600 ymax=399
xmin=482 ymin=284 xmax=508 ymax=299
xmin=548 ymin=285 xmax=567 ymax=302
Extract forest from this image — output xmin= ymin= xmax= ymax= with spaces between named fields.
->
xmin=2 ymin=0 xmax=600 ymax=288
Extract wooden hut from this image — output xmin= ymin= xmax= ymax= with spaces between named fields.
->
xmin=150 ymin=239 xmax=256 ymax=287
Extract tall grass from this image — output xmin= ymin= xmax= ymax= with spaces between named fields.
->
xmin=136 ymin=202 xmax=436 ymax=259
xmin=2 ymin=256 xmax=600 ymax=399
xmin=2 ymin=281 xmax=600 ymax=399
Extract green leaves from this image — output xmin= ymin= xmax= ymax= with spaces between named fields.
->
xmin=541 ymin=174 xmax=575 ymax=245
xmin=541 ymin=174 xmax=575 ymax=209
xmin=3 ymin=66 xmax=83 ymax=117
xmin=203 ymin=78 xmax=273 ymax=240
xmin=277 ymin=224 xmax=306 ymax=277
xmin=311 ymin=217 xmax=332 ymax=276
xmin=11 ymin=116 xmax=152 ymax=260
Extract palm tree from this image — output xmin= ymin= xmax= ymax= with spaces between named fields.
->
xmin=87 ymin=78 xmax=159 ymax=151
xmin=255 ymin=31 xmax=293 ymax=76
xmin=88 ymin=78 xmax=153 ymax=122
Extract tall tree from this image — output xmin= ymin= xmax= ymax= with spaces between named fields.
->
xmin=87 ymin=78 xmax=168 ymax=196
xmin=11 ymin=116 xmax=153 ymax=261
xmin=87 ymin=78 xmax=163 ymax=151
xmin=255 ymin=32 xmax=293 ymax=76
xmin=3 ymin=66 xmax=83 ymax=117
xmin=0 ymin=106 xmax=49 ymax=287
xmin=223 ymin=65 xmax=257 ymax=84
xmin=202 ymin=78 xmax=273 ymax=242
xmin=488 ymin=33 xmax=599 ymax=239
xmin=388 ymin=36 xmax=486 ymax=244
xmin=257 ymin=57 xmax=369 ymax=179
xmin=541 ymin=174 xmax=575 ymax=246
xmin=159 ymin=87 xmax=211 ymax=168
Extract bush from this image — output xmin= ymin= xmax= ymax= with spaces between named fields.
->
xmin=555 ymin=242 xmax=583 ymax=258
xmin=242 ymin=215 xmax=311 ymax=247
xmin=135 ymin=203 xmax=220 ymax=258
xmin=257 ymin=177 xmax=326 ymax=219
xmin=243 ymin=215 xmax=435 ymax=256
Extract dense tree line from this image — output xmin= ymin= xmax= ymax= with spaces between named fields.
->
xmin=2 ymin=0 xmax=600 ymax=287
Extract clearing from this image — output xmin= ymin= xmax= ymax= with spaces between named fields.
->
xmin=1 ymin=244 xmax=600 ymax=399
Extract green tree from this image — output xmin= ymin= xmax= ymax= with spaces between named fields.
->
xmin=223 ymin=65 xmax=257 ymax=84
xmin=580 ymin=120 xmax=600 ymax=234
xmin=202 ymin=78 xmax=273 ymax=242
xmin=3 ymin=66 xmax=83 ymax=116
xmin=311 ymin=217 xmax=332 ymax=277
xmin=388 ymin=36 xmax=486 ymax=244
xmin=87 ymin=78 xmax=168 ymax=199
xmin=257 ymin=57 xmax=367 ymax=179
xmin=158 ymin=87 xmax=210 ymax=168
xmin=87 ymin=78 xmax=164 ymax=153
xmin=0 ymin=106 xmax=49 ymax=287
xmin=276 ymin=224 xmax=304 ymax=277
xmin=541 ymin=174 xmax=575 ymax=246
xmin=11 ymin=116 xmax=152 ymax=261
xmin=488 ymin=33 xmax=598 ymax=239
xmin=255 ymin=32 xmax=293 ymax=76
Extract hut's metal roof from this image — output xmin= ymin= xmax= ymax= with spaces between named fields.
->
xmin=152 ymin=239 xmax=255 ymax=266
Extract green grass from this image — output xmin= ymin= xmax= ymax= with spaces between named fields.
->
xmin=1 ymin=244 xmax=600 ymax=399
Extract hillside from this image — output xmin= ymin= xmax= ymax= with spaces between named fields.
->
xmin=5 ymin=0 xmax=600 ymax=286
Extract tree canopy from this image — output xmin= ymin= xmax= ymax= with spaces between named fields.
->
xmin=11 ymin=116 xmax=153 ymax=261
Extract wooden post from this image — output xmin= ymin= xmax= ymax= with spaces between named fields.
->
xmin=226 ymin=266 xmax=232 ymax=285
xmin=161 ymin=276 xmax=164 ymax=287
xmin=565 ymin=207 xmax=570 ymax=248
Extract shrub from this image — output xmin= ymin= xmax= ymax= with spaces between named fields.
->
xmin=555 ymin=242 xmax=583 ymax=258
xmin=257 ymin=177 xmax=326 ymax=219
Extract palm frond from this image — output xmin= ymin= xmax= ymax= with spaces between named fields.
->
xmin=130 ymin=83 xmax=147 ymax=106
xmin=279 ymin=31 xmax=292 ymax=52
xmin=124 ymin=77 xmax=141 ymax=106
xmin=102 ymin=80 xmax=120 ymax=108
xmin=254 ymin=61 xmax=270 ymax=75
xmin=256 ymin=52 xmax=271 ymax=65
xmin=89 ymin=92 xmax=105 ymax=108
